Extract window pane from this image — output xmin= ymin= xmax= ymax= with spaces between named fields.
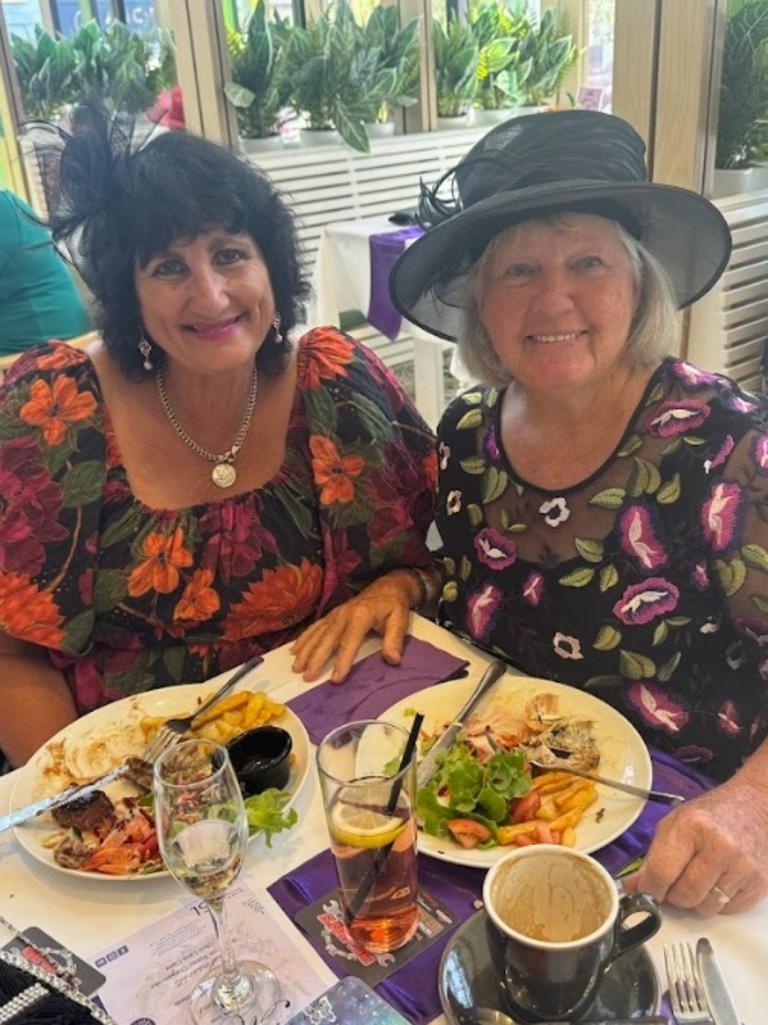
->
xmin=584 ymin=0 xmax=614 ymax=111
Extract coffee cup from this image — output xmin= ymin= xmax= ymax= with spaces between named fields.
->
xmin=482 ymin=845 xmax=661 ymax=1021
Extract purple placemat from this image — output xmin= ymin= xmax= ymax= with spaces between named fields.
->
xmin=287 ymin=637 xmax=469 ymax=744
xmin=269 ymin=748 xmax=715 ymax=1024
xmin=368 ymin=226 xmax=423 ymax=340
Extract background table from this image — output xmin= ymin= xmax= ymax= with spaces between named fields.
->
xmin=307 ymin=217 xmax=456 ymax=429
xmin=1 ymin=615 xmax=765 ymax=1022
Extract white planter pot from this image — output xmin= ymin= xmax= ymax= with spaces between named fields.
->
xmin=436 ymin=114 xmax=470 ymax=130
xmin=240 ymin=134 xmax=283 ymax=154
xmin=711 ymin=167 xmax=766 ymax=198
xmin=366 ymin=120 xmax=396 ymax=139
xmin=473 ymin=108 xmax=517 ymax=127
xmin=299 ymin=128 xmax=341 ymax=148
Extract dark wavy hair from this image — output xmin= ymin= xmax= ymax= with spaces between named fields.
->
xmin=47 ymin=106 xmax=309 ymax=378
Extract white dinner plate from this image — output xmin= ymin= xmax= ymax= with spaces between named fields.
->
xmin=10 ymin=675 xmax=310 ymax=882
xmin=381 ymin=672 xmax=651 ymax=869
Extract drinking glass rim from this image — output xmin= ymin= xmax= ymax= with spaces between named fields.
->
xmin=483 ymin=843 xmax=620 ymax=950
xmin=316 ymin=718 xmax=414 ymax=787
xmin=153 ymin=738 xmax=232 ymax=790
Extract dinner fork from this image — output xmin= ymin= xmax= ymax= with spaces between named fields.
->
xmin=141 ymin=655 xmax=263 ymax=765
xmin=664 ymin=941 xmax=714 ymax=1024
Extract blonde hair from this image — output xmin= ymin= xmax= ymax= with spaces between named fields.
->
xmin=458 ymin=213 xmax=679 ymax=388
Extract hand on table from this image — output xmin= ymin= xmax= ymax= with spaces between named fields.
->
xmin=623 ymin=777 xmax=768 ymax=915
xmin=290 ymin=571 xmax=418 ymax=684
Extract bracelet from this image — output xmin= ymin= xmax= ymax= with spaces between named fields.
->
xmin=404 ymin=567 xmax=436 ymax=610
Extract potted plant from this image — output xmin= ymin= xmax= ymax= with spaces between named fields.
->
xmin=361 ymin=5 xmax=421 ymax=137
xmin=518 ymin=7 xmax=578 ymax=109
xmin=10 ymin=26 xmax=78 ymax=120
xmin=470 ymin=0 xmax=530 ymax=125
xmin=432 ymin=15 xmax=479 ymax=126
xmin=714 ymin=0 xmax=768 ymax=197
xmin=225 ymin=0 xmax=291 ymax=150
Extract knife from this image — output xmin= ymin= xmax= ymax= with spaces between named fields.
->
xmin=416 ymin=659 xmax=507 ymax=789
xmin=697 ymin=937 xmax=741 ymax=1025
xmin=0 ymin=762 xmax=136 ymax=834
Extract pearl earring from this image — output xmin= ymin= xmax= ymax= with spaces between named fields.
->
xmin=138 ymin=337 xmax=153 ymax=371
xmin=272 ymin=313 xmax=281 ymax=332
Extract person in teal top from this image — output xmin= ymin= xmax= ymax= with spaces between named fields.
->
xmin=0 ymin=190 xmax=90 ymax=355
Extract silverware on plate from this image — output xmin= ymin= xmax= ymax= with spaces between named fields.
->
xmin=664 ymin=941 xmax=714 ymax=1024
xmin=697 ymin=938 xmax=740 ymax=1025
xmin=529 ymin=759 xmax=685 ymax=805
xmin=0 ymin=655 xmax=263 ymax=834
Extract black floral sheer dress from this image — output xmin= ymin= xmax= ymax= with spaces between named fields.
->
xmin=436 ymin=357 xmax=768 ymax=781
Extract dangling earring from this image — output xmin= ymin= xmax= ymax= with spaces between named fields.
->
xmin=271 ymin=313 xmax=281 ymax=335
xmin=138 ymin=337 xmax=153 ymax=372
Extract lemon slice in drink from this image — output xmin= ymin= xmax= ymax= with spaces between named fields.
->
xmin=330 ymin=799 xmax=406 ymax=849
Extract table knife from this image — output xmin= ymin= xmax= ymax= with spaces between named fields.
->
xmin=697 ymin=937 xmax=741 ymax=1025
xmin=0 ymin=763 xmax=134 ymax=834
xmin=416 ymin=659 xmax=507 ymax=789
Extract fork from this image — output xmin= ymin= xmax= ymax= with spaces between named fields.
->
xmin=141 ymin=655 xmax=263 ymax=765
xmin=664 ymin=941 xmax=714 ymax=1024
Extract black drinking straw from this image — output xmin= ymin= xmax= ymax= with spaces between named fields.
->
xmin=344 ymin=712 xmax=424 ymax=924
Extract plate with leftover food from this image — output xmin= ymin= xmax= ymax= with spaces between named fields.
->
xmin=11 ymin=672 xmax=309 ymax=881
xmin=381 ymin=672 xmax=651 ymax=868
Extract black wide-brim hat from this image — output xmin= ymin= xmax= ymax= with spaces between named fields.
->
xmin=389 ymin=110 xmax=732 ymax=341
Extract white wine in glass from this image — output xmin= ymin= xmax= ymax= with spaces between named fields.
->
xmin=154 ymin=739 xmax=281 ymax=1024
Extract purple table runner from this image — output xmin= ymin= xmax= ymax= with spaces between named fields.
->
xmin=286 ymin=637 xmax=469 ymax=745
xmin=368 ymin=226 xmax=423 ymax=340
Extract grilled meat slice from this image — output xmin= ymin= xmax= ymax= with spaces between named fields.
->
xmin=51 ymin=789 xmax=115 ymax=832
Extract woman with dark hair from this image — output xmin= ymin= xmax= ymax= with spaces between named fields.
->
xmin=0 ymin=110 xmax=436 ymax=766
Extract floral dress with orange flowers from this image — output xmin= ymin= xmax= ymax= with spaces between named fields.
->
xmin=0 ymin=327 xmax=436 ymax=712
xmin=436 ymin=359 xmax=768 ymax=781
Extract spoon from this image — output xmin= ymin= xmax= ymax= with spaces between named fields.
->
xmin=529 ymin=759 xmax=685 ymax=805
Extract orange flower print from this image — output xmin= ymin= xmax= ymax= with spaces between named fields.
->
xmin=0 ymin=571 xmax=64 ymax=648
xmin=423 ymin=448 xmax=438 ymax=491
xmin=173 ymin=569 xmax=220 ymax=622
xmin=298 ymin=328 xmax=355 ymax=390
xmin=36 ymin=344 xmax=88 ymax=371
xmin=20 ymin=376 xmax=97 ymax=446
xmin=127 ymin=526 xmax=194 ymax=598
xmin=223 ymin=559 xmax=323 ymax=641
xmin=310 ymin=435 xmax=364 ymax=506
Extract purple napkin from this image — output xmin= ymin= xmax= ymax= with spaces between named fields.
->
xmin=269 ymin=747 xmax=715 ymax=1024
xmin=368 ymin=227 xmax=424 ymax=340
xmin=287 ymin=637 xmax=468 ymax=744
xmin=269 ymin=849 xmax=480 ymax=1024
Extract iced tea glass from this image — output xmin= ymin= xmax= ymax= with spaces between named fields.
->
xmin=317 ymin=720 xmax=419 ymax=954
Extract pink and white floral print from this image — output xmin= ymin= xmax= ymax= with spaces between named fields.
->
xmin=619 ymin=503 xmax=668 ymax=571
xmin=701 ymin=480 xmax=744 ymax=552
xmin=613 ymin=578 xmax=680 ymax=625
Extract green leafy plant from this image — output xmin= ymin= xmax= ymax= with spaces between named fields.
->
xmin=11 ymin=26 xmax=78 ymax=120
xmin=225 ymin=0 xmax=291 ymax=139
xmin=361 ymin=5 xmax=421 ymax=124
xmin=716 ymin=0 xmax=768 ymax=169
xmin=517 ymin=7 xmax=578 ymax=107
xmin=432 ymin=15 xmax=479 ymax=118
xmin=469 ymin=0 xmax=530 ymax=111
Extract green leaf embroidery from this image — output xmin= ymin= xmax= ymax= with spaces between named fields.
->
xmin=665 ymin=616 xmax=692 ymax=627
xmin=628 ymin=457 xmax=661 ymax=497
xmin=459 ymin=456 xmax=486 ymax=475
xmin=442 ymin=581 xmax=459 ymax=602
xmin=617 ymin=434 xmax=642 ymax=458
xmin=652 ymin=622 xmax=668 ymax=647
xmin=441 ymin=556 xmax=456 ymax=577
xmin=660 ymin=438 xmax=682 ymax=457
xmin=599 ymin=565 xmax=619 ymax=592
xmin=619 ymin=649 xmax=656 ymax=679
xmin=656 ymin=473 xmax=681 ymax=504
xmin=456 ymin=408 xmax=483 ymax=430
xmin=482 ymin=466 xmax=508 ymax=503
xmin=658 ymin=651 xmax=681 ymax=683
xmin=683 ymin=435 xmax=706 ymax=446
xmin=61 ymin=460 xmax=105 ymax=508
xmin=589 ymin=487 xmax=626 ymax=510
xmin=62 ymin=609 xmax=94 ymax=654
xmin=162 ymin=645 xmax=187 ymax=683
xmin=94 ymin=569 xmax=128 ymax=614
xmin=752 ymin=595 xmax=768 ymax=614
xmin=467 ymin=503 xmax=484 ymax=527
xmin=303 ymin=386 xmax=338 ymax=438
xmin=460 ymin=556 xmax=472 ymax=581
xmin=574 ymin=538 xmax=604 ymax=563
xmin=462 ymin=391 xmax=483 ymax=405
xmin=500 ymin=509 xmax=509 ymax=530
xmin=584 ymin=674 xmax=625 ymax=691
xmin=508 ymin=523 xmax=528 ymax=533
xmin=714 ymin=557 xmax=746 ymax=597
xmin=593 ymin=625 xmax=621 ymax=651
xmin=646 ymin=381 xmax=666 ymax=405
xmin=559 ymin=567 xmax=595 ymax=587
xmin=100 ymin=504 xmax=143 ymax=550
xmin=742 ymin=544 xmax=768 ymax=574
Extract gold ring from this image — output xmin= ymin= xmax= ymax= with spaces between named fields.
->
xmin=710 ymin=884 xmax=731 ymax=905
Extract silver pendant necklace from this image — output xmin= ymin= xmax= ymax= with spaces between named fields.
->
xmin=155 ymin=364 xmax=259 ymax=488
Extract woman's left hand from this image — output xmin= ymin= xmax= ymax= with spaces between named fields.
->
xmin=290 ymin=570 xmax=420 ymax=684
xmin=622 ymin=776 xmax=768 ymax=914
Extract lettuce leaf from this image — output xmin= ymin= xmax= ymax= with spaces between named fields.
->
xmin=244 ymin=788 xmax=298 ymax=847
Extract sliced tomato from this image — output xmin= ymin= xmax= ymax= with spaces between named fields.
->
xmin=446 ymin=819 xmax=492 ymax=849
xmin=511 ymin=790 xmax=541 ymax=823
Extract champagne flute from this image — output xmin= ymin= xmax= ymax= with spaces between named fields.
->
xmin=154 ymin=739 xmax=280 ymax=1024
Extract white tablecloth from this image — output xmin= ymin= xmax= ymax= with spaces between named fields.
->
xmin=1 ymin=615 xmax=765 ymax=1022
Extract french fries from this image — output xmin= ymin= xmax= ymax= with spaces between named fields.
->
xmin=499 ymin=770 xmax=600 ymax=848
xmin=140 ymin=689 xmax=285 ymax=746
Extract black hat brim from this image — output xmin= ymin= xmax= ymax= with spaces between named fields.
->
xmin=388 ymin=180 xmax=732 ymax=341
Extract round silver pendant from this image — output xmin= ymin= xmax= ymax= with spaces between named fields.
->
xmin=212 ymin=462 xmax=237 ymax=488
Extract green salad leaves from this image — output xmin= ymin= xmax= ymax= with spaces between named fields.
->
xmin=416 ymin=744 xmax=530 ymax=844
xmin=244 ymin=788 xmax=298 ymax=847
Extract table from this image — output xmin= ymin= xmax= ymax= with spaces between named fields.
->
xmin=1 ymin=615 xmax=766 ymax=1022
xmin=307 ymin=217 xmax=455 ymax=429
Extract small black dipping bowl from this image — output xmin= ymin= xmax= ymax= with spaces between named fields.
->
xmin=227 ymin=726 xmax=292 ymax=797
